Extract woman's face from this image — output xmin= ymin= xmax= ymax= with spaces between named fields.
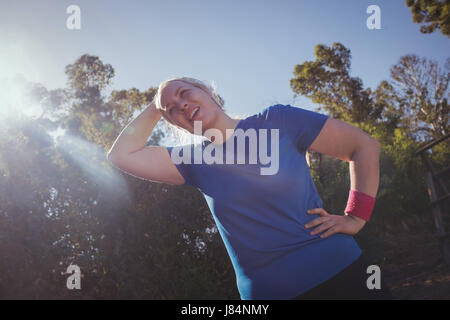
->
xmin=159 ymin=80 xmax=221 ymax=135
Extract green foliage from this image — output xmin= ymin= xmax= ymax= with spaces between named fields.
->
xmin=291 ymin=43 xmax=449 ymax=142
xmin=375 ymin=55 xmax=449 ymax=141
xmin=290 ymin=43 xmax=383 ymax=124
xmin=0 ymin=55 xmax=238 ymax=299
xmin=65 ymin=54 xmax=115 ymax=104
xmin=406 ymin=0 xmax=450 ymax=37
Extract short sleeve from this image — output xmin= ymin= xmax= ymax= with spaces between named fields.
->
xmin=166 ymin=145 xmax=197 ymax=187
xmin=273 ymin=104 xmax=329 ymax=153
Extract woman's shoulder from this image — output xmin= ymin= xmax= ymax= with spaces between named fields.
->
xmin=247 ymin=104 xmax=288 ymax=123
xmin=241 ymin=104 xmax=312 ymax=128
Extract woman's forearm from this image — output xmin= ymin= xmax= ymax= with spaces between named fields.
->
xmin=349 ymin=142 xmax=381 ymax=198
xmin=107 ymin=102 xmax=162 ymax=161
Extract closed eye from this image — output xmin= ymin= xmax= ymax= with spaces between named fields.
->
xmin=167 ymin=89 xmax=188 ymax=115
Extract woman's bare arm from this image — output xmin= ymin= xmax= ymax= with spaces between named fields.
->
xmin=107 ymin=102 xmax=185 ymax=185
xmin=308 ymin=118 xmax=380 ymax=197
xmin=304 ymin=118 xmax=380 ymax=237
xmin=107 ymin=102 xmax=162 ymax=160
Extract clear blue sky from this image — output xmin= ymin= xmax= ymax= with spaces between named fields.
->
xmin=1 ymin=0 xmax=449 ymax=118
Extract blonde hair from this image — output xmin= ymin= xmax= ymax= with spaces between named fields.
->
xmin=153 ymin=77 xmax=226 ymax=144
xmin=154 ymin=77 xmax=225 ymax=112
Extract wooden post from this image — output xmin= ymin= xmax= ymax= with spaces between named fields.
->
xmin=415 ymin=134 xmax=450 ymax=264
xmin=426 ymin=172 xmax=445 ymax=237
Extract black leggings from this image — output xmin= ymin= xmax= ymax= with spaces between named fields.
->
xmin=292 ymin=253 xmax=394 ymax=300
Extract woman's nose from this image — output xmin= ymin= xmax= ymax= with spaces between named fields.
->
xmin=179 ymin=102 xmax=189 ymax=113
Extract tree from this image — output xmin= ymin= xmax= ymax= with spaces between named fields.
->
xmin=291 ymin=43 xmax=449 ymax=143
xmin=375 ymin=55 xmax=449 ymax=141
xmin=406 ymin=0 xmax=450 ymax=37
xmin=290 ymin=43 xmax=383 ymax=125
xmin=65 ymin=54 xmax=115 ymax=105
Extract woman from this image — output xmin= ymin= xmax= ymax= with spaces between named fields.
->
xmin=107 ymin=77 xmax=393 ymax=300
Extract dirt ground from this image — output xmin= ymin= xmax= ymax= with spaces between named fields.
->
xmin=373 ymin=230 xmax=450 ymax=300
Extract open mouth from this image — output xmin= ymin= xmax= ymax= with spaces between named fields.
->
xmin=190 ymin=107 xmax=200 ymax=121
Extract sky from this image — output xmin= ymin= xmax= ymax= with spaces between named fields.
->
xmin=0 ymin=0 xmax=449 ymax=119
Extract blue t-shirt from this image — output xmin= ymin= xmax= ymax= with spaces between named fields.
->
xmin=166 ymin=104 xmax=362 ymax=300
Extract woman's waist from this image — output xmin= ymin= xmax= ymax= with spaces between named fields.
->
xmin=231 ymin=233 xmax=362 ymax=275
xmin=236 ymin=234 xmax=362 ymax=299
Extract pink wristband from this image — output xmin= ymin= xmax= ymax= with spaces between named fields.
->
xmin=344 ymin=189 xmax=375 ymax=222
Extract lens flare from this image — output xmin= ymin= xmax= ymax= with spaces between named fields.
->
xmin=0 ymin=76 xmax=44 ymax=121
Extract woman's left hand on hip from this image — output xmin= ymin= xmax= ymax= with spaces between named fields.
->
xmin=304 ymin=208 xmax=366 ymax=239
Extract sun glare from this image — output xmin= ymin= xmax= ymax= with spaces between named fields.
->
xmin=0 ymin=41 xmax=44 ymax=121
xmin=0 ymin=76 xmax=44 ymax=121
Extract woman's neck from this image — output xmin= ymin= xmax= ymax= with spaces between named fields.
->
xmin=207 ymin=114 xmax=241 ymax=145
